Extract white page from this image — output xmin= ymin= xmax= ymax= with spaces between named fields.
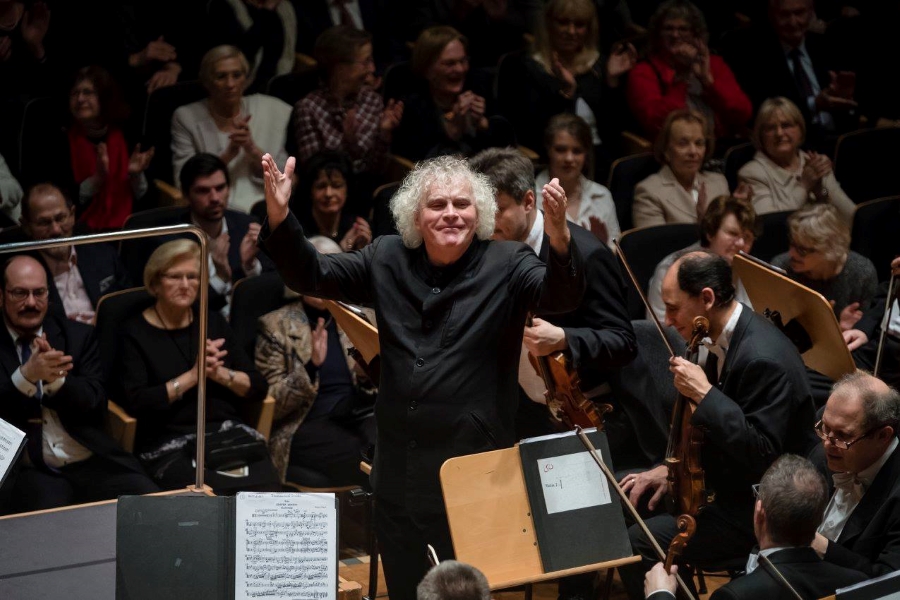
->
xmin=537 ymin=450 xmax=611 ymax=514
xmin=235 ymin=492 xmax=337 ymax=600
xmin=0 ymin=417 xmax=25 ymax=487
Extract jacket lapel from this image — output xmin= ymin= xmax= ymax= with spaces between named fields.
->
xmin=838 ymin=445 xmax=900 ymax=545
xmin=715 ymin=306 xmax=751 ymax=389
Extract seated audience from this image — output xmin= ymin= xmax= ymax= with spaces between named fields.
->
xmin=290 ymin=151 xmax=372 ymax=252
xmin=172 ymin=45 xmax=291 ymax=213
xmin=44 ymin=66 xmax=154 ymax=231
xmin=416 ymin=560 xmax=491 ymax=600
xmin=294 ymin=26 xmax=403 ymax=183
xmin=497 ymin=0 xmax=637 ymax=179
xmin=534 ymin=113 xmax=619 ymax=246
xmin=118 ymin=240 xmax=271 ymax=490
xmin=207 ymin=0 xmax=297 ymax=90
xmin=256 ymin=236 xmax=375 ymax=486
xmin=19 ymin=184 xmax=131 ymax=324
xmin=644 ymin=454 xmax=867 ymax=599
xmin=646 ymin=194 xmax=756 ymax=322
xmin=392 ymin=26 xmax=511 ymax=163
xmin=845 ymin=258 xmax=900 ymax=391
xmin=812 ymin=371 xmax=900 ymax=577
xmin=632 ymin=109 xmax=729 ymax=228
xmin=0 ymin=151 xmax=23 ymax=225
xmin=626 ymin=0 xmax=751 ymax=141
xmin=723 ymin=0 xmax=858 ymax=150
xmin=771 ymin=204 xmax=876 ymax=330
xmin=0 ymin=255 xmax=158 ymax=514
xmin=738 ymin=97 xmax=855 ymax=220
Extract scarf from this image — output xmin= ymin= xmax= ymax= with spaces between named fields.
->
xmin=67 ymin=125 xmax=133 ymax=230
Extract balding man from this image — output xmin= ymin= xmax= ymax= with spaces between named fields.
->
xmin=0 ymin=255 xmax=157 ymax=514
xmin=619 ymin=251 xmax=817 ymax=599
xmin=812 ymin=371 xmax=900 ymax=576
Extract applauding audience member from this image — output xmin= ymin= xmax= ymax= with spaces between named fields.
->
xmin=172 ymin=45 xmax=292 ymax=213
xmin=633 ymin=109 xmax=729 ymax=228
xmin=738 ymin=97 xmax=855 ymax=220
xmin=627 ymin=0 xmax=751 ymax=141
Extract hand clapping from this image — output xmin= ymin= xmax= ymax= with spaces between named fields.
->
xmin=541 ymin=178 xmax=571 ymax=255
xmin=262 ymin=153 xmax=296 ymax=230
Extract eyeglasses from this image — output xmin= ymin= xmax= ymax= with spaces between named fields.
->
xmin=751 ymin=483 xmax=761 ymax=499
xmin=6 ymin=287 xmax=49 ymax=302
xmin=789 ymin=240 xmax=818 ymax=257
xmin=160 ymin=273 xmax=200 ymax=283
xmin=814 ymin=419 xmax=879 ymax=450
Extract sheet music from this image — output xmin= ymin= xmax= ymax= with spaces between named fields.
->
xmin=0 ymin=417 xmax=25 ymax=488
xmin=235 ymin=492 xmax=337 ymax=600
xmin=537 ymin=450 xmax=611 ymax=514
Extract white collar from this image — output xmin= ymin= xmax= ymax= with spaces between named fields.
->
xmin=704 ymin=302 xmax=742 ymax=357
xmin=525 ymin=210 xmax=544 ymax=257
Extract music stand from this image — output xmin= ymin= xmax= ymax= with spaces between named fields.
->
xmin=733 ymin=254 xmax=855 ymax=382
xmin=440 ymin=447 xmax=639 ymax=590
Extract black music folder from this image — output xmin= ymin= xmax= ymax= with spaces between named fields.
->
xmin=116 ymin=493 xmax=339 ymax=600
xmin=518 ymin=429 xmax=631 ymax=572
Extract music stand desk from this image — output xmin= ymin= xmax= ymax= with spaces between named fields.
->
xmin=441 ymin=446 xmax=639 ymax=590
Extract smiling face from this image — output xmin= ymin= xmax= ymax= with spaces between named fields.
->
xmin=311 ymin=169 xmax=348 ymax=217
xmin=549 ymin=13 xmax=589 ymax=54
xmin=707 ymin=213 xmax=754 ymax=263
xmin=333 ymin=42 xmax=375 ymax=96
xmin=665 ymin=119 xmax=706 ymax=182
xmin=547 ymin=130 xmax=586 ymax=182
xmin=426 ymin=39 xmax=469 ymax=99
xmin=415 ymin=179 xmax=478 ymax=265
xmin=761 ymin=110 xmax=802 ymax=165
xmin=69 ymin=78 xmax=100 ymax=125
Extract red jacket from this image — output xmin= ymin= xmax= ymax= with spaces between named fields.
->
xmin=627 ymin=53 xmax=752 ymax=139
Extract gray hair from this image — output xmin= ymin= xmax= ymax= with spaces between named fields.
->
xmin=468 ymin=148 xmax=534 ymax=201
xmin=417 ymin=560 xmax=490 ymax=600
xmin=787 ymin=203 xmax=850 ymax=265
xmin=390 ymin=155 xmax=497 ymax=249
xmin=757 ymin=454 xmax=827 ymax=546
xmin=833 ymin=370 xmax=900 ymax=431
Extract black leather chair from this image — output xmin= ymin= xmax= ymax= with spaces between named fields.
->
xmin=230 ymin=272 xmax=289 ymax=359
xmin=834 ymin=127 xmax=900 ymax=203
xmin=723 ymin=141 xmax=756 ymax=191
xmin=266 ymin=71 xmax=319 ymax=107
xmin=95 ymin=287 xmax=156 ymax=401
xmin=618 ymin=223 xmax=699 ymax=319
xmin=607 ymin=153 xmax=659 ymax=233
xmin=141 ymin=81 xmax=207 ymax=186
xmin=750 ymin=210 xmax=792 ymax=264
xmin=851 ymin=195 xmax=900 ymax=281
xmin=119 ymin=206 xmax=187 ymax=284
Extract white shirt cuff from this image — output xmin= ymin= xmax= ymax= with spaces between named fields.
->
xmin=12 ymin=367 xmax=38 ymax=396
xmin=647 ymin=590 xmax=676 ymax=599
xmin=244 ymin=258 xmax=262 ymax=277
xmin=44 ymin=376 xmax=65 ymax=396
xmin=209 ymin=272 xmax=232 ymax=295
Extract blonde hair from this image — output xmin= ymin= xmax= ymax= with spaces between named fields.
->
xmin=199 ymin=45 xmax=250 ymax=90
xmin=788 ymin=203 xmax=850 ymax=265
xmin=389 ymin=155 xmax=497 ymax=249
xmin=753 ymin=97 xmax=806 ymax=150
xmin=144 ymin=239 xmax=201 ymax=294
xmin=533 ymin=0 xmax=600 ymax=76
xmin=654 ymin=109 xmax=714 ymax=164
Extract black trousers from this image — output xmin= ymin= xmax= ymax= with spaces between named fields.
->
xmin=617 ymin=506 xmax=755 ymax=600
xmin=373 ymin=497 xmax=455 ymax=600
xmin=289 ymin=406 xmax=375 ymax=488
xmin=0 ymin=454 xmax=159 ymax=515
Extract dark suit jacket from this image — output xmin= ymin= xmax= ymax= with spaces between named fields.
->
xmin=293 ymin=0 xmax=384 ymax=61
xmin=693 ymin=306 xmax=818 ymax=525
xmin=822 ymin=442 xmax=900 ymax=577
xmin=711 ymin=547 xmax=866 ymax=599
xmin=0 ymin=312 xmax=142 ymax=473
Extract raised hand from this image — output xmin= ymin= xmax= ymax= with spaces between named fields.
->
xmin=128 ymin=143 xmax=155 ymax=175
xmin=21 ymin=2 xmax=50 ymax=58
xmin=379 ymin=99 xmax=404 ymax=134
xmin=695 ymin=180 xmax=709 ymax=221
xmin=542 ymin=177 xmax=571 ymax=254
xmin=141 ymin=36 xmax=177 ymax=65
xmin=211 ymin=232 xmax=232 ymax=282
xmin=21 ymin=336 xmax=73 ymax=384
xmin=340 ymin=217 xmax=372 ymax=251
xmin=551 ymin=51 xmax=577 ymax=98
xmin=240 ymin=223 xmax=261 ymax=271
xmin=606 ymin=42 xmax=637 ymax=85
xmin=669 ymin=356 xmax=712 ymax=402
xmin=691 ymin=39 xmax=714 ymax=86
xmin=262 ymin=153 xmax=295 ymax=229
xmin=310 ymin=317 xmax=328 ymax=367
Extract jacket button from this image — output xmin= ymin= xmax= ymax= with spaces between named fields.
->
xmin=432 ymin=287 xmax=441 ymax=294
xmin=415 ymin=358 xmax=425 ymax=367
xmin=409 ymin=401 xmax=418 ymax=410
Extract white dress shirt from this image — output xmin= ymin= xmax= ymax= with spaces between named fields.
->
xmin=700 ymin=302 xmax=743 ymax=382
xmin=51 ymin=246 xmax=95 ymax=324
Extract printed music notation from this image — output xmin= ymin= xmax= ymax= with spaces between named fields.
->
xmin=235 ymin=493 xmax=338 ymax=600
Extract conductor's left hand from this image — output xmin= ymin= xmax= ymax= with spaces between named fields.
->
xmin=541 ymin=177 xmax=571 ymax=255
xmin=262 ymin=153 xmax=295 ymax=230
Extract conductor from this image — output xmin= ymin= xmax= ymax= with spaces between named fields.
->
xmin=259 ymin=153 xmax=585 ymax=599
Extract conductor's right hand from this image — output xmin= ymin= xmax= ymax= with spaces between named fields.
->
xmin=620 ymin=465 xmax=668 ymax=511
xmin=262 ymin=153 xmax=295 ymax=230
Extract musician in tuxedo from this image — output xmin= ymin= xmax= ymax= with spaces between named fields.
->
xmin=468 ymin=148 xmax=637 ymax=446
xmin=618 ymin=251 xmax=818 ymax=599
xmin=645 ymin=454 xmax=867 ymax=599
xmin=812 ymin=370 xmax=900 ymax=577
xmin=259 ymin=152 xmax=584 ymax=600
xmin=0 ymin=255 xmax=158 ymax=514
xmin=17 ymin=183 xmax=131 ymax=324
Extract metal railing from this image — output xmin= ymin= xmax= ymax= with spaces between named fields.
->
xmin=0 ymin=224 xmax=211 ymax=490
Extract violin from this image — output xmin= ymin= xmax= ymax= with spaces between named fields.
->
xmin=526 ymin=314 xmax=612 ymax=431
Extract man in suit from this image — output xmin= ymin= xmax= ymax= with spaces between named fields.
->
xmin=18 ymin=183 xmax=131 ymax=324
xmin=294 ymin=0 xmax=391 ymax=66
xmin=618 ymin=251 xmax=818 ymax=599
xmin=723 ymin=0 xmax=858 ymax=149
xmin=469 ymin=148 xmax=638 ymax=452
xmin=811 ymin=371 xmax=900 ymax=577
xmin=644 ymin=454 xmax=867 ymax=599
xmin=0 ymin=255 xmax=158 ymax=514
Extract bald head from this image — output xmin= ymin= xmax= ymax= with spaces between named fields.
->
xmin=1 ymin=255 xmax=49 ymax=336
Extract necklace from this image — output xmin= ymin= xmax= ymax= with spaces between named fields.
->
xmin=152 ymin=305 xmax=195 ymax=368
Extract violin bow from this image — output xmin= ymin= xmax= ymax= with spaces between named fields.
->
xmin=758 ymin=553 xmax=803 ymax=600
xmin=613 ymin=239 xmax=676 ymax=358
xmin=574 ymin=427 xmax=697 ymax=600
xmin=875 ymin=272 xmax=897 ymax=378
